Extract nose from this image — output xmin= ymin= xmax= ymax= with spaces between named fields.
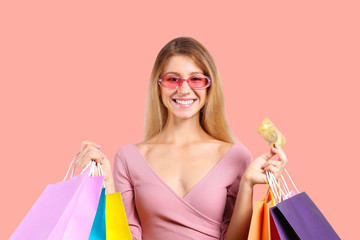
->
xmin=178 ymin=79 xmax=192 ymax=94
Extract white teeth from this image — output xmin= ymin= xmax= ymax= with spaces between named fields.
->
xmin=175 ymin=99 xmax=195 ymax=105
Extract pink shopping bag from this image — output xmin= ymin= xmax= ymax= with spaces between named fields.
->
xmin=10 ymin=160 xmax=104 ymax=240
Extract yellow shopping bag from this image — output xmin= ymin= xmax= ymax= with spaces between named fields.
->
xmin=105 ymin=192 xmax=132 ymax=240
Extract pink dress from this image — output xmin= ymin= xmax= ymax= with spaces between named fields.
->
xmin=112 ymin=143 xmax=252 ymax=240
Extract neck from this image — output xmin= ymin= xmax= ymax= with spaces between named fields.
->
xmin=156 ymin=112 xmax=210 ymax=146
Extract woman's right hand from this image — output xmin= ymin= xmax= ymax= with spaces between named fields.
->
xmin=78 ymin=140 xmax=113 ymax=185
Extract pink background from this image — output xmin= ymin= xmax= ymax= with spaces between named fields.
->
xmin=1 ymin=1 xmax=358 ymax=239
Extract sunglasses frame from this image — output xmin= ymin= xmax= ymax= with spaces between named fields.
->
xmin=158 ymin=74 xmax=212 ymax=90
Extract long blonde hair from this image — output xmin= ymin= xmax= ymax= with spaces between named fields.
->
xmin=143 ymin=36 xmax=238 ymax=144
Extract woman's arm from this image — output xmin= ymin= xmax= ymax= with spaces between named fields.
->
xmin=225 ymin=143 xmax=288 ymax=240
xmin=113 ymin=149 xmax=143 ymax=239
xmin=225 ymin=173 xmax=254 ymax=239
xmin=104 ymin=174 xmax=115 ymax=194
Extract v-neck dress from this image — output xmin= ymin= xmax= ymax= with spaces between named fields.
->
xmin=112 ymin=143 xmax=252 ymax=240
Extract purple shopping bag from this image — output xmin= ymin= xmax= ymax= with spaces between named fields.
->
xmin=270 ymin=192 xmax=341 ymax=240
xmin=10 ymin=164 xmax=104 ymax=240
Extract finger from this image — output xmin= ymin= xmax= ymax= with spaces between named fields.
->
xmin=273 ymin=143 xmax=285 ymax=156
xmin=265 ymin=165 xmax=281 ymax=179
xmin=77 ymin=150 xmax=89 ymax=168
xmin=262 ymin=161 xmax=281 ymax=172
xmin=81 ymin=139 xmax=101 ymax=152
xmin=83 ymin=144 xmax=102 ymax=154
xmin=84 ymin=151 xmax=103 ymax=165
xmin=264 ymin=161 xmax=287 ymax=179
xmin=81 ymin=141 xmax=101 ymax=154
xmin=263 ymin=160 xmax=282 ymax=168
xmin=260 ymin=149 xmax=276 ymax=161
xmin=80 ymin=147 xmax=105 ymax=168
xmin=83 ymin=145 xmax=105 ymax=159
xmin=82 ymin=149 xmax=104 ymax=165
xmin=264 ymin=157 xmax=286 ymax=172
xmin=271 ymin=147 xmax=288 ymax=165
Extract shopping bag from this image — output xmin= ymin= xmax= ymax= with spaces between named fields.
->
xmin=88 ymin=160 xmax=132 ymax=239
xmin=89 ymin=188 xmax=106 ymax=240
xmin=270 ymin=192 xmax=341 ymax=240
xmin=262 ymin=189 xmax=275 ymax=240
xmin=106 ymin=191 xmax=132 ymax=240
xmin=10 ymin=156 xmax=104 ymax=240
xmin=266 ymin=170 xmax=340 ymax=240
xmin=248 ymin=186 xmax=275 ymax=240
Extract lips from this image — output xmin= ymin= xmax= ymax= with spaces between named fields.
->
xmin=171 ymin=98 xmax=197 ymax=108
xmin=172 ymin=98 xmax=197 ymax=101
xmin=172 ymin=99 xmax=197 ymax=104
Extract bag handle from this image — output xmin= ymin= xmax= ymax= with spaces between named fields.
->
xmin=260 ymin=182 xmax=269 ymax=200
xmin=266 ymin=171 xmax=283 ymax=204
xmin=266 ymin=168 xmax=300 ymax=204
xmin=260 ymin=179 xmax=275 ymax=202
xmin=63 ymin=151 xmax=80 ymax=181
xmin=283 ymin=169 xmax=299 ymax=194
xmin=64 ymin=152 xmax=105 ymax=188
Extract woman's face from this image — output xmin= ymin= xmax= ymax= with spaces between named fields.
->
xmin=160 ymin=55 xmax=207 ymax=120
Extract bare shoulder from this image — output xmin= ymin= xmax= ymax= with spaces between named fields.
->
xmin=134 ymin=141 xmax=147 ymax=155
xmin=134 ymin=139 xmax=158 ymax=156
xmin=205 ymin=139 xmax=236 ymax=154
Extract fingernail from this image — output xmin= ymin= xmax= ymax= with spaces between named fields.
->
xmin=96 ymin=145 xmax=101 ymax=148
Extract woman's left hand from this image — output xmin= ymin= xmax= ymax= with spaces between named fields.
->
xmin=243 ymin=142 xmax=288 ymax=188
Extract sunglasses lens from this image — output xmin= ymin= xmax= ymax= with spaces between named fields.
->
xmin=161 ymin=75 xmax=210 ymax=89
xmin=188 ymin=76 xmax=209 ymax=88
xmin=161 ymin=75 xmax=181 ymax=88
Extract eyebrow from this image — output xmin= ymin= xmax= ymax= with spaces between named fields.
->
xmin=164 ymin=71 xmax=204 ymax=75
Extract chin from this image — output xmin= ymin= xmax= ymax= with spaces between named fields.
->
xmin=172 ymin=111 xmax=200 ymax=119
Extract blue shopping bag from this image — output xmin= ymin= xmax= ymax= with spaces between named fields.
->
xmin=89 ymin=188 xmax=106 ymax=239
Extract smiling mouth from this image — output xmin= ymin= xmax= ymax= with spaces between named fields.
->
xmin=172 ymin=99 xmax=196 ymax=105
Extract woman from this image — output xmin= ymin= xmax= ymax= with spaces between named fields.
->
xmin=78 ymin=37 xmax=287 ymax=240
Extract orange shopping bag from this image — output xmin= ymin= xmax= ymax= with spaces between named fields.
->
xmin=248 ymin=186 xmax=275 ymax=240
